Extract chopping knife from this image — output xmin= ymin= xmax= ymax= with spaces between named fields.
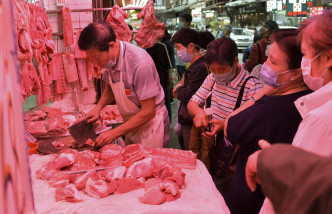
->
xmin=68 ymin=119 xmax=97 ymax=145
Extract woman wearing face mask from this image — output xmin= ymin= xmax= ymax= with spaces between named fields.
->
xmin=171 ymin=28 xmax=208 ymax=150
xmin=187 ymin=38 xmax=263 ymax=191
xmin=220 ymin=30 xmax=311 ymax=214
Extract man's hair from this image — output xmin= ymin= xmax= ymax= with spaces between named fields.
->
xmin=264 ymin=20 xmax=279 ymax=33
xmin=78 ymin=22 xmax=116 ymax=51
xmin=205 ymin=38 xmax=238 ymax=66
xmin=180 ymin=13 xmax=192 ymax=24
xmin=222 ymin=25 xmax=232 ymax=34
xmin=171 ymin=28 xmax=200 ymax=49
xmin=273 ymin=29 xmax=302 ymax=70
xmin=198 ymin=31 xmax=215 ymax=50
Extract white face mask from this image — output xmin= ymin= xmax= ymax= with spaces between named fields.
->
xmin=301 ymin=52 xmax=327 ymax=91
xmin=207 ymin=28 xmax=213 ymax=32
xmin=104 ymin=57 xmax=117 ymax=69
xmin=265 ymin=44 xmax=271 ymax=57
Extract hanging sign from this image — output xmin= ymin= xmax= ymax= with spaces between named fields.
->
xmin=57 ymin=0 xmax=67 ymax=6
xmin=286 ymin=0 xmax=315 ymax=17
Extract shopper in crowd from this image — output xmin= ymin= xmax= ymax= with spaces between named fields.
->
xmin=242 ymin=33 xmax=260 ymax=63
xmin=246 ymin=142 xmax=332 ymax=214
xmin=146 ymin=37 xmax=172 ymax=126
xmin=175 ymin=13 xmax=193 ymax=80
xmin=78 ymin=22 xmax=169 ymax=148
xmin=178 ymin=13 xmax=192 ymax=29
xmin=220 ymin=25 xmax=232 ymax=39
xmin=206 ymin=24 xmax=217 ymax=38
xmin=245 ymin=20 xmax=278 ymax=72
xmin=218 ymin=29 xmax=311 ymax=214
xmin=187 ymin=38 xmax=262 ymax=186
xmin=171 ymin=28 xmax=208 ymax=150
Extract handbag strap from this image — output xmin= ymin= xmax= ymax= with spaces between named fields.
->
xmin=234 ymin=76 xmax=257 ymax=110
xmin=160 ymin=42 xmax=173 ymax=69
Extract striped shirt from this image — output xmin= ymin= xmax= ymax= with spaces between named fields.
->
xmin=190 ymin=66 xmax=263 ymax=120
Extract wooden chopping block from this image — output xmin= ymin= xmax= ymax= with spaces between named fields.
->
xmin=37 ymin=136 xmax=99 ymax=155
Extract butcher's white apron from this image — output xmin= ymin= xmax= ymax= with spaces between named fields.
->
xmin=108 ymin=70 xmax=164 ymax=148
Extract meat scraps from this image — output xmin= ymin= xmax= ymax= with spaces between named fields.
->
xmin=134 ymin=1 xmax=165 ymax=48
xmin=106 ymin=5 xmax=132 ymax=42
xmin=55 ymin=184 xmax=83 ymax=202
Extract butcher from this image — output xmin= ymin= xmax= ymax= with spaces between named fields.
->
xmin=78 ymin=22 xmax=169 ymax=148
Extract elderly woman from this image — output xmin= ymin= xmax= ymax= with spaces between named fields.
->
xmin=171 ymin=28 xmax=208 ymax=150
xmin=187 ymin=38 xmax=262 ymax=191
xmin=219 ymin=30 xmax=312 ymax=214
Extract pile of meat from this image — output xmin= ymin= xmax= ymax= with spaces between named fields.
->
xmin=24 ymin=106 xmax=73 ymax=136
xmin=36 ymin=144 xmax=197 ymax=205
xmin=99 ymin=105 xmax=123 ymax=125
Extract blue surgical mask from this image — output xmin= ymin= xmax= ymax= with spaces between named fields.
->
xmin=178 ymin=21 xmax=185 ymax=28
xmin=177 ymin=48 xmax=193 ymax=62
xmin=213 ymin=66 xmax=235 ymax=83
xmin=104 ymin=57 xmax=117 ymax=69
xmin=261 ymin=63 xmax=294 ymax=88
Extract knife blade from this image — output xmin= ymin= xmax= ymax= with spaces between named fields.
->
xmin=68 ymin=119 xmax=97 ymax=145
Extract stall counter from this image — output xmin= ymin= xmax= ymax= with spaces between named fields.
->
xmin=29 ymin=154 xmax=230 ymax=214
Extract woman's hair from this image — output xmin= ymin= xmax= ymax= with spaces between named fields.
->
xmin=198 ymin=31 xmax=215 ymax=49
xmin=78 ymin=22 xmax=116 ymax=51
xmin=204 ymin=38 xmax=238 ymax=66
xmin=171 ymin=28 xmax=200 ymax=50
xmin=298 ymin=11 xmax=332 ymax=55
xmin=273 ymin=29 xmax=302 ymax=70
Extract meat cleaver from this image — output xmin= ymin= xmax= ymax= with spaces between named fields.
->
xmin=68 ymin=119 xmax=97 ymax=145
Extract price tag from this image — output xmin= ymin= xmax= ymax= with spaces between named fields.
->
xmin=57 ymin=0 xmax=67 ymax=6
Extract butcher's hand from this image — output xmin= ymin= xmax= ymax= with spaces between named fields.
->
xmin=84 ymin=108 xmax=100 ymax=123
xmin=203 ymin=119 xmax=224 ymax=138
xmin=95 ymin=129 xmax=118 ymax=147
xmin=245 ymin=140 xmax=271 ymax=192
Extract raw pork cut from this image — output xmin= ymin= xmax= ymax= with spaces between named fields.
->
xmin=75 ymin=29 xmax=87 ymax=58
xmin=102 ymin=166 xmax=127 ymax=181
xmin=49 ymin=171 xmax=70 ymax=188
xmin=122 ymin=144 xmax=145 ymax=167
xmin=76 ymin=58 xmax=89 ymax=91
xmin=62 ymin=52 xmax=79 ymax=82
xmin=24 ymin=109 xmax=46 ymax=121
xmin=62 ymin=7 xmax=74 ymax=47
xmin=85 ymin=175 xmax=110 ymax=198
xmin=53 ymin=53 xmax=67 ymax=94
xmin=70 ymin=151 xmax=97 ymax=170
xmin=45 ymin=118 xmax=68 ymax=135
xmin=126 ymin=158 xmax=158 ymax=178
xmin=41 ymin=105 xmax=66 ymax=118
xmin=135 ymin=1 xmax=165 ymax=48
xmin=75 ymin=170 xmax=97 ymax=191
xmin=115 ymin=178 xmax=144 ymax=194
xmin=144 ymin=147 xmax=197 ymax=169
xmin=138 ymin=186 xmax=166 ymax=205
xmin=106 ymin=5 xmax=132 ymax=42
xmin=25 ymin=120 xmax=47 ymax=136
xmin=55 ymin=184 xmax=83 ymax=202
